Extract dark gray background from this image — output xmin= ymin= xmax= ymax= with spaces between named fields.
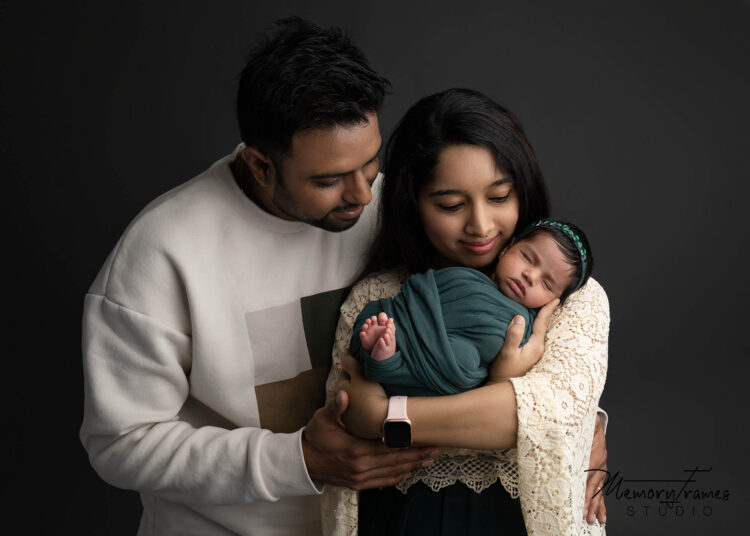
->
xmin=2 ymin=1 xmax=748 ymax=534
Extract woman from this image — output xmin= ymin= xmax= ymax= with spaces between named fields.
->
xmin=321 ymin=88 xmax=609 ymax=535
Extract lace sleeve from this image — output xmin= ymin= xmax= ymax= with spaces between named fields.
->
xmin=321 ymin=270 xmax=406 ymax=536
xmin=509 ymin=277 xmax=610 ymax=535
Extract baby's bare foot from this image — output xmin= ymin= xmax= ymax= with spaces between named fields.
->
xmin=359 ymin=312 xmax=391 ymax=351
xmin=370 ymin=319 xmax=397 ymax=361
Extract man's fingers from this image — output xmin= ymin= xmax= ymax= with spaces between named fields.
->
xmin=597 ymin=497 xmax=607 ymax=524
xmin=584 ymin=468 xmax=606 ymax=522
xmin=332 ymin=390 xmax=348 ymax=418
xmin=351 ymin=473 xmax=410 ymax=491
xmin=587 ymin=494 xmax=604 ymax=524
xmin=345 ymin=446 xmax=440 ymax=490
xmin=347 ymin=441 xmax=438 ymax=472
xmin=348 ymin=455 xmax=435 ymax=489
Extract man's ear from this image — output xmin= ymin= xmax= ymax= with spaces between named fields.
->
xmin=241 ymin=146 xmax=276 ymax=188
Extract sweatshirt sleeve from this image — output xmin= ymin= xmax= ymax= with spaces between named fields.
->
xmin=80 ymin=293 xmax=319 ymax=506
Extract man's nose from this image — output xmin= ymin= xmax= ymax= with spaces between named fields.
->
xmin=342 ymin=170 xmax=372 ymax=206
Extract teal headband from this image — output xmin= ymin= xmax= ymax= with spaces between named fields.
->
xmin=531 ymin=219 xmax=588 ymax=292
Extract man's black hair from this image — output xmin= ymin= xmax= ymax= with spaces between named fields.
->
xmin=237 ymin=17 xmax=390 ymax=159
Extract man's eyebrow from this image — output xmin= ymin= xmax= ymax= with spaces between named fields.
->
xmin=427 ymin=177 xmax=513 ymax=197
xmin=307 ymin=141 xmax=383 ymax=181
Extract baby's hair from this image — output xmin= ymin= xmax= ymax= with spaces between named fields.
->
xmin=513 ymin=219 xmax=594 ymax=303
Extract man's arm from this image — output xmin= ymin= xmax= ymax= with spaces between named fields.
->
xmin=81 ymin=293 xmax=322 ymax=504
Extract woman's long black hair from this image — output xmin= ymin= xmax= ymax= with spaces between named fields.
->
xmin=361 ymin=88 xmax=551 ymax=277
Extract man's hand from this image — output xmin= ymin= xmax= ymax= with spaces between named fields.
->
xmin=302 ymin=389 xmax=439 ymax=491
xmin=584 ymin=413 xmax=608 ymax=524
xmin=487 ymin=299 xmax=558 ymax=384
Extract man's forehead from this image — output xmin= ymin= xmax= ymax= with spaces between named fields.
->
xmin=285 ymin=113 xmax=382 ymax=173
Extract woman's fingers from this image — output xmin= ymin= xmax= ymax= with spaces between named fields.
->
xmin=530 ymin=298 xmax=558 ymax=340
xmin=500 ymin=316 xmax=526 ymax=356
xmin=522 ymin=298 xmax=558 ymax=354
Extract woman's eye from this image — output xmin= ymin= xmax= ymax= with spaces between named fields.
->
xmin=438 ymin=203 xmax=463 ymax=212
xmin=489 ymin=194 xmax=511 ymax=203
xmin=522 ymin=253 xmax=531 ymax=262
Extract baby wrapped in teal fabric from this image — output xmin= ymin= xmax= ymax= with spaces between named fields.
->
xmin=350 ymin=267 xmax=536 ymax=396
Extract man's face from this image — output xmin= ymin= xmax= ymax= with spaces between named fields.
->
xmin=269 ymin=113 xmax=382 ymax=232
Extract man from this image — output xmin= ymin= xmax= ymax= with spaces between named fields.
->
xmin=81 ymin=17 xmax=608 ymax=535
xmin=81 ymin=18 xmax=436 ymax=535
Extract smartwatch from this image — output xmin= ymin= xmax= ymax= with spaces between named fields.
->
xmin=382 ymin=395 xmax=411 ymax=448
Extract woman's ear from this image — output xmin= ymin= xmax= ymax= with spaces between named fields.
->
xmin=241 ymin=146 xmax=276 ymax=188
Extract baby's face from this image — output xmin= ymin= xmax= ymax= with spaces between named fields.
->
xmin=491 ymin=232 xmax=574 ymax=309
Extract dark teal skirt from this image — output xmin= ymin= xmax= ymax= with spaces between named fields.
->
xmin=358 ymin=480 xmax=527 ymax=535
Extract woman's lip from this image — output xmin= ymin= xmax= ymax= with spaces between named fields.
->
xmin=508 ymin=278 xmax=525 ymax=297
xmin=335 ymin=205 xmax=364 ymax=219
xmin=460 ymin=236 xmax=498 ymax=255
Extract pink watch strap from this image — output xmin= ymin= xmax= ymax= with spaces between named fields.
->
xmin=386 ymin=395 xmax=408 ymax=420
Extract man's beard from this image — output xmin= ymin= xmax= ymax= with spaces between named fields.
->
xmin=272 ymin=175 xmax=361 ymax=233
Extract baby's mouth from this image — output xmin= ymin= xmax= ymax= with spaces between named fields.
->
xmin=508 ymin=278 xmax=525 ymax=297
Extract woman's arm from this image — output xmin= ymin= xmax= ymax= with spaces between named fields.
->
xmin=339 ymin=298 xmax=559 ymax=448
xmin=341 ymin=281 xmax=608 ymax=449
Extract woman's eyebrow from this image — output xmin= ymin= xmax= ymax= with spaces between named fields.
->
xmin=427 ymin=177 xmax=513 ymax=197
xmin=427 ymin=188 xmax=463 ymax=197
xmin=489 ymin=177 xmax=513 ymax=187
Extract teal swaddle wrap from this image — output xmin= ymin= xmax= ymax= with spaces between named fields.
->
xmin=350 ymin=267 xmax=536 ymax=396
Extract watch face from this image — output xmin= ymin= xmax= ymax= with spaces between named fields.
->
xmin=384 ymin=421 xmax=411 ymax=448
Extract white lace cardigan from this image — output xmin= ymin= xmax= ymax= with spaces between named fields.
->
xmin=321 ymin=269 xmax=609 ymax=535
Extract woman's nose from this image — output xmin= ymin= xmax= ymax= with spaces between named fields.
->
xmin=465 ymin=205 xmax=494 ymax=237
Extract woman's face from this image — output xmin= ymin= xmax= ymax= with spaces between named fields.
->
xmin=417 ymin=144 xmax=520 ymax=270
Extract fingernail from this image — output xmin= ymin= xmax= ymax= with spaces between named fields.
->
xmin=602 ymin=514 xmax=607 ymax=523
xmin=583 ymin=507 xmax=588 ymax=519
xmin=513 ymin=316 xmax=524 ymax=325
xmin=422 ymin=459 xmax=434 ymax=467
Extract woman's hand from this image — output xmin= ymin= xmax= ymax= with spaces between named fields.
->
xmin=487 ymin=299 xmax=559 ymax=383
xmin=336 ymin=352 xmax=390 ymax=439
